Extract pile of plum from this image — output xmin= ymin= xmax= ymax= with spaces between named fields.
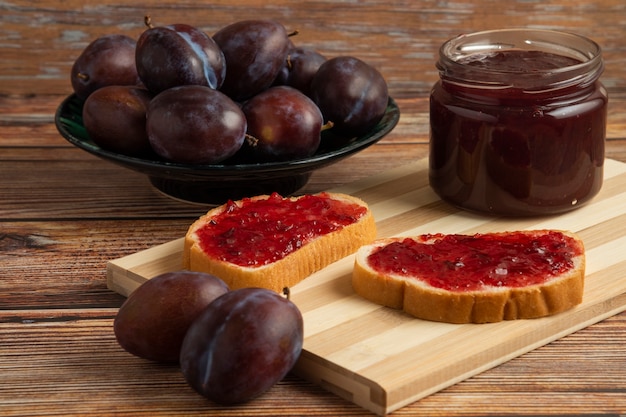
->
xmin=114 ymin=271 xmax=304 ymax=405
xmin=72 ymin=17 xmax=389 ymax=164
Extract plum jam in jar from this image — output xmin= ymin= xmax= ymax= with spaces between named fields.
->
xmin=429 ymin=29 xmax=607 ymax=216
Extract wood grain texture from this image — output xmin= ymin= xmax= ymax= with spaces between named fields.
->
xmin=107 ymin=158 xmax=626 ymax=415
xmin=1 ymin=0 xmax=626 ymax=416
xmin=2 ymin=0 xmax=626 ymax=97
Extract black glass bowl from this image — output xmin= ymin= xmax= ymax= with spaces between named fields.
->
xmin=55 ymin=94 xmax=400 ymax=205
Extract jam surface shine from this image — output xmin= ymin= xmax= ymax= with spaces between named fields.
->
xmin=430 ymin=50 xmax=607 ymax=216
xmin=196 ymin=192 xmax=367 ymax=267
xmin=367 ymin=231 xmax=582 ymax=292
xmin=460 ymin=50 xmax=582 ymax=72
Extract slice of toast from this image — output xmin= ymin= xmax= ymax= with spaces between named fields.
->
xmin=184 ymin=192 xmax=376 ymax=292
xmin=352 ymin=230 xmax=585 ymax=324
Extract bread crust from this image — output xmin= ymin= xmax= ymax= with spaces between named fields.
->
xmin=352 ymin=230 xmax=585 ymax=324
xmin=184 ymin=192 xmax=377 ymax=292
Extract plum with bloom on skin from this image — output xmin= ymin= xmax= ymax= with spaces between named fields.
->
xmin=135 ymin=18 xmax=226 ymax=94
xmin=146 ymin=85 xmax=247 ymax=164
xmin=213 ymin=19 xmax=291 ymax=101
xmin=180 ymin=287 xmax=303 ymax=404
xmin=311 ymin=56 xmax=389 ymax=137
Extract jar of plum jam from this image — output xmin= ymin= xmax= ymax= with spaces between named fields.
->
xmin=429 ymin=29 xmax=607 ymax=216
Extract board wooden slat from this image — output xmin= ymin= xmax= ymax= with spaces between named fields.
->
xmin=107 ymin=158 xmax=626 ymax=416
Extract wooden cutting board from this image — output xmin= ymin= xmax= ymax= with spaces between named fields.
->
xmin=107 ymin=158 xmax=626 ymax=416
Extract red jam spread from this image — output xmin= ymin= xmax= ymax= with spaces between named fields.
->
xmin=430 ymin=49 xmax=607 ymax=216
xmin=367 ymin=231 xmax=581 ymax=292
xmin=195 ymin=192 xmax=367 ymax=267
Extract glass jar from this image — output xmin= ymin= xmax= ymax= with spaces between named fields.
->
xmin=429 ymin=29 xmax=607 ymax=216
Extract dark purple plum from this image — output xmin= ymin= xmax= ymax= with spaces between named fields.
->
xmin=114 ymin=271 xmax=230 ymax=363
xmin=213 ymin=20 xmax=290 ymax=101
xmin=136 ymin=17 xmax=226 ymax=94
xmin=146 ymin=85 xmax=247 ymax=164
xmin=82 ymin=85 xmax=152 ymax=156
xmin=240 ymin=86 xmax=323 ymax=162
xmin=180 ymin=287 xmax=303 ymax=405
xmin=71 ymin=34 xmax=140 ymax=100
xmin=310 ymin=56 xmax=389 ymax=137
xmin=273 ymin=47 xmax=326 ymax=96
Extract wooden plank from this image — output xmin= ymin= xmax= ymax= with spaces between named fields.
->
xmin=106 ymin=158 xmax=626 ymax=416
xmin=3 ymin=1 xmax=626 ymax=98
xmin=107 ymin=238 xmax=185 ymax=297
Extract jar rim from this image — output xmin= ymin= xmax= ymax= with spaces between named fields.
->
xmin=437 ymin=28 xmax=604 ymax=90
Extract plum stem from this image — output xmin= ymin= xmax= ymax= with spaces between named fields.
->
xmin=321 ymin=121 xmax=334 ymax=132
xmin=244 ymin=134 xmax=259 ymax=147
xmin=144 ymin=15 xmax=154 ymax=29
xmin=282 ymin=287 xmax=291 ymax=300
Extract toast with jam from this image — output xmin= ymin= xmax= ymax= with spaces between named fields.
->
xmin=352 ymin=230 xmax=585 ymax=324
xmin=184 ymin=192 xmax=377 ymax=293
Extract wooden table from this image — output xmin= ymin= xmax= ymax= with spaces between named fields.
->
xmin=2 ymin=1 xmax=625 ymax=415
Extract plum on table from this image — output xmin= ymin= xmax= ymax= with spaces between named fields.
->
xmin=180 ymin=287 xmax=304 ymax=404
xmin=113 ymin=271 xmax=230 ymax=363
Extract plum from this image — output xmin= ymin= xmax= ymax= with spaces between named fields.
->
xmin=213 ymin=19 xmax=291 ymax=101
xmin=310 ymin=56 xmax=389 ymax=137
xmin=113 ymin=271 xmax=230 ymax=363
xmin=273 ymin=46 xmax=327 ymax=96
xmin=240 ymin=86 xmax=323 ymax=162
xmin=146 ymin=85 xmax=247 ymax=164
xmin=82 ymin=85 xmax=152 ymax=156
xmin=71 ymin=34 xmax=140 ymax=100
xmin=135 ymin=17 xmax=226 ymax=94
xmin=180 ymin=287 xmax=303 ymax=404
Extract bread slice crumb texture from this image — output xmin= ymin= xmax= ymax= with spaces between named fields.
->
xmin=352 ymin=230 xmax=585 ymax=324
xmin=184 ymin=192 xmax=377 ymax=292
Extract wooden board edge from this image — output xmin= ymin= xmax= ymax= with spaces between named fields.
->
xmin=294 ymin=290 xmax=626 ymax=416
xmin=382 ymin=290 xmax=626 ymax=415
xmin=293 ymin=351 xmax=388 ymax=417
